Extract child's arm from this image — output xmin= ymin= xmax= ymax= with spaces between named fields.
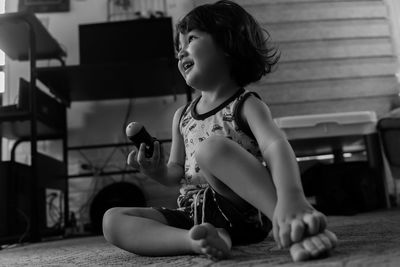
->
xmin=241 ymin=96 xmax=326 ymax=247
xmin=127 ymin=106 xmax=186 ymax=187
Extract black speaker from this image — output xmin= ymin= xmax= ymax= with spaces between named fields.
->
xmin=0 ymin=154 xmax=67 ymax=244
xmin=0 ymin=161 xmax=29 ymax=242
xmin=302 ymin=161 xmax=379 ymax=215
xmin=378 ymin=117 xmax=400 ymax=167
xmin=90 ymin=182 xmax=146 ymax=234
xmin=18 ymin=0 xmax=70 ymax=13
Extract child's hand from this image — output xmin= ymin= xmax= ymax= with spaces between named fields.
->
xmin=272 ymin=195 xmax=327 ymax=249
xmin=127 ymin=141 xmax=165 ymax=175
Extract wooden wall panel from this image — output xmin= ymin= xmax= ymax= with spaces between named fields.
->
xmin=268 ymin=96 xmax=397 ymax=117
xmin=279 ymin=38 xmax=393 ymax=62
xmin=265 ymin=57 xmax=397 ymax=83
xmin=250 ymin=76 xmax=399 ymax=103
xmin=234 ymin=0 xmax=385 ymax=5
xmin=196 ymin=0 xmax=386 ymax=5
xmin=267 ymin=20 xmax=390 ymax=42
xmin=248 ymin=1 xmax=387 ymax=23
xmin=193 ymin=0 xmax=400 ymax=118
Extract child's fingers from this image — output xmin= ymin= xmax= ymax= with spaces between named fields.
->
xmin=303 ymin=213 xmax=320 ymax=235
xmin=127 ymin=150 xmax=137 ymax=166
xmin=317 ymin=212 xmax=328 ymax=232
xmin=290 ymin=219 xmax=305 ymax=243
xmin=159 ymin=142 xmax=165 ymax=160
xmin=279 ymin=223 xmax=291 ymax=248
xmin=152 ymin=141 xmax=160 ymax=163
xmin=272 ymin=222 xmax=282 ymax=249
xmin=137 ymin=143 xmax=147 ymax=165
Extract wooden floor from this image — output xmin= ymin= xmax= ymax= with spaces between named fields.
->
xmin=1 ymin=208 xmax=400 ymax=266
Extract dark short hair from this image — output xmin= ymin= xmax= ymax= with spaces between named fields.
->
xmin=175 ymin=0 xmax=280 ymax=87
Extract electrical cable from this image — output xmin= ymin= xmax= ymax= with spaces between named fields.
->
xmin=99 ymin=146 xmax=118 ymax=173
xmin=47 ymin=193 xmax=62 ymax=228
xmin=17 ymin=209 xmax=30 ymax=244
xmin=0 ymin=209 xmax=30 ymax=250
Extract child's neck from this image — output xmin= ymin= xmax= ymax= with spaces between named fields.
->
xmin=197 ymin=82 xmax=241 ymax=113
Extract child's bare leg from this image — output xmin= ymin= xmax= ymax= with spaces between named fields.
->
xmin=290 ymin=230 xmax=338 ymax=262
xmin=103 ymin=207 xmax=192 ymax=255
xmin=102 ymin=207 xmax=230 ymax=259
xmin=195 ymin=136 xmax=277 ymax=219
xmin=195 ymin=136 xmax=333 ymax=254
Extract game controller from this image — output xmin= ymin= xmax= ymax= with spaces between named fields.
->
xmin=126 ymin=122 xmax=157 ymax=158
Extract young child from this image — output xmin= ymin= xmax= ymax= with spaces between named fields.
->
xmin=103 ymin=0 xmax=337 ymax=262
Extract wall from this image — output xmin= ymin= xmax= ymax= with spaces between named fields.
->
xmin=385 ymin=0 xmax=400 ymax=62
xmin=2 ymin=0 xmax=194 ymax=226
xmin=3 ymin=0 xmax=400 ymax=225
xmin=195 ymin=0 xmax=400 ymax=201
xmin=3 ymin=0 xmax=194 ymax=148
xmin=196 ymin=0 xmax=400 ymax=118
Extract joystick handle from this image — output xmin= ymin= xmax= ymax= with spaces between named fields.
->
xmin=126 ymin=122 xmax=157 ymax=158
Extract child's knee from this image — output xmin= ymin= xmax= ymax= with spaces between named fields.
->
xmin=102 ymin=207 xmax=122 ymax=242
xmin=195 ymin=135 xmax=231 ymax=165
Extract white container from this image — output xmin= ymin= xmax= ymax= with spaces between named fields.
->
xmin=274 ymin=111 xmax=377 ymax=140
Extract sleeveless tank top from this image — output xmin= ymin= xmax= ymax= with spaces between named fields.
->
xmin=179 ymin=88 xmax=264 ymax=189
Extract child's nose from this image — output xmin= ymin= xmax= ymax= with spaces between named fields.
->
xmin=177 ymin=48 xmax=188 ymax=61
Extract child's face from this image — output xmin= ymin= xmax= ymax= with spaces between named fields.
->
xmin=177 ymin=30 xmax=231 ymax=90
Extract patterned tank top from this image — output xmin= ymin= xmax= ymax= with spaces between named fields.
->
xmin=179 ymin=88 xmax=264 ymax=189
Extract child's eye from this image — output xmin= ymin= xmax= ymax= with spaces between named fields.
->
xmin=188 ymin=35 xmax=197 ymax=43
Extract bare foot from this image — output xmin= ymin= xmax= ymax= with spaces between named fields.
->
xmin=290 ymin=229 xmax=338 ymax=262
xmin=189 ymin=223 xmax=232 ymax=260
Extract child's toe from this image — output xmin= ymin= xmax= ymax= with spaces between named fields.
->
xmin=303 ymin=238 xmax=318 ymax=255
xmin=319 ymin=234 xmax=332 ymax=249
xmin=290 ymin=243 xmax=310 ymax=262
xmin=324 ymin=230 xmax=338 ymax=247
xmin=311 ymin=235 xmax=326 ymax=251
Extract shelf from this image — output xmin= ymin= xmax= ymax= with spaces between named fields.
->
xmin=67 ymin=139 xmax=171 ymax=179
xmin=37 ymin=59 xmax=187 ymax=101
xmin=0 ymin=11 xmax=69 ymax=242
xmin=68 ymin=169 xmax=139 ymax=179
xmin=68 ymin=139 xmax=171 ymax=151
xmin=0 ymin=78 xmax=67 ymax=139
xmin=0 ymin=11 xmax=66 ymax=61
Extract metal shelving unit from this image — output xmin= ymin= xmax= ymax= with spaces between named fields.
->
xmin=0 ymin=11 xmax=69 ymax=243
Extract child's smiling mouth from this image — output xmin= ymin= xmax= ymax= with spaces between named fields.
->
xmin=183 ymin=61 xmax=194 ymax=73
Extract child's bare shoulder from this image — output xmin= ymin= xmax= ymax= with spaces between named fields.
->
xmin=241 ymin=93 xmax=272 ymax=119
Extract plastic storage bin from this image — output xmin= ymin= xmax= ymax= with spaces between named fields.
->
xmin=274 ymin=110 xmax=389 ymax=210
xmin=274 ymin=111 xmax=377 ymax=140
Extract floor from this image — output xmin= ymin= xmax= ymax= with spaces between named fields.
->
xmin=1 ymin=208 xmax=400 ymax=266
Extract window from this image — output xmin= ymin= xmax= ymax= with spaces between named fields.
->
xmin=0 ymin=0 xmax=5 ymax=94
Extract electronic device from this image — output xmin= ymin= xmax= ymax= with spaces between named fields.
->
xmin=0 ymin=153 xmax=67 ymax=244
xmin=126 ymin=121 xmax=157 ymax=158
xmin=79 ymin=17 xmax=175 ymax=65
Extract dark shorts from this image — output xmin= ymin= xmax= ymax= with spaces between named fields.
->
xmin=154 ymin=187 xmax=272 ymax=246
